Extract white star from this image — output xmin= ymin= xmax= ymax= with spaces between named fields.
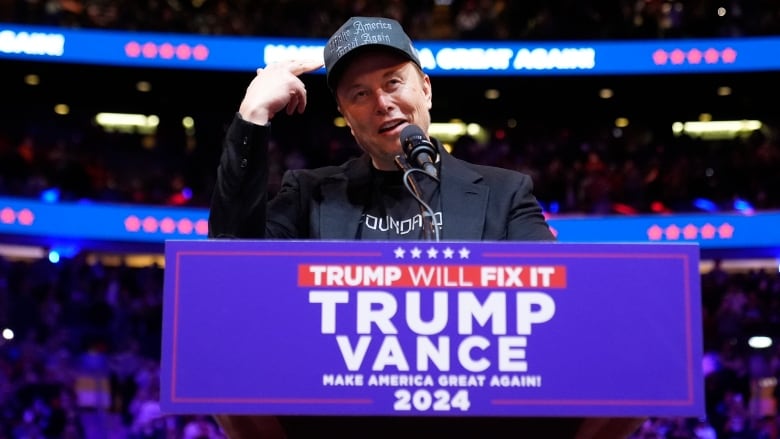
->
xmin=410 ymin=247 xmax=422 ymax=258
xmin=443 ymin=247 xmax=454 ymax=259
xmin=458 ymin=247 xmax=470 ymax=259
xmin=426 ymin=247 xmax=438 ymax=259
xmin=394 ymin=247 xmax=406 ymax=259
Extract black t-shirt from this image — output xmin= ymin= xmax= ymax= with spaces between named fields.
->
xmin=358 ymin=167 xmax=441 ymax=240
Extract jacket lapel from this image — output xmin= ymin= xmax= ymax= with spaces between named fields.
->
xmin=438 ymin=148 xmax=488 ymax=240
xmin=318 ymin=155 xmax=372 ymax=239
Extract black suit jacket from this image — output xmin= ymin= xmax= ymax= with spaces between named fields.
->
xmin=209 ymin=114 xmax=555 ymax=242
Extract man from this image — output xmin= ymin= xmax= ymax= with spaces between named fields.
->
xmin=209 ymin=15 xmax=641 ymax=439
xmin=209 ymin=15 xmax=553 ymax=242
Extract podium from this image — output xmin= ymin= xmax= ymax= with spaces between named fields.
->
xmin=160 ymin=240 xmax=704 ymax=438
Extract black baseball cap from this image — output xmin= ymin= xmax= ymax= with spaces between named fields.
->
xmin=324 ymin=16 xmax=421 ymax=92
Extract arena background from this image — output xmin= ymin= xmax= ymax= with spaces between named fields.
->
xmin=1 ymin=1 xmax=780 ymax=437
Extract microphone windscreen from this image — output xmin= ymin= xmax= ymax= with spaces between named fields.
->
xmin=400 ymin=124 xmax=426 ymax=146
xmin=400 ymin=124 xmax=433 ymax=160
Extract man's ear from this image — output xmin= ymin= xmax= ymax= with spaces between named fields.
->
xmin=423 ymin=74 xmax=433 ymax=110
xmin=338 ymin=108 xmax=357 ymax=138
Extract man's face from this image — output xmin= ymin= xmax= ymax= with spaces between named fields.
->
xmin=335 ymin=51 xmax=432 ymax=171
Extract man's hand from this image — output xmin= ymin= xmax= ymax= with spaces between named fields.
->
xmin=238 ymin=59 xmax=324 ymax=126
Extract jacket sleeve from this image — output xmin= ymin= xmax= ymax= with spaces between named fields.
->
xmin=208 ymin=113 xmax=271 ymax=239
xmin=507 ymin=174 xmax=557 ymax=241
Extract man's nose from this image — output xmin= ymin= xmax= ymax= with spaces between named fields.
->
xmin=374 ymin=91 xmax=394 ymax=114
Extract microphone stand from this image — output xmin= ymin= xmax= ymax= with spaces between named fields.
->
xmin=394 ymin=155 xmax=440 ymax=242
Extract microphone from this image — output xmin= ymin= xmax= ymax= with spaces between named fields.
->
xmin=400 ymin=124 xmax=438 ymax=180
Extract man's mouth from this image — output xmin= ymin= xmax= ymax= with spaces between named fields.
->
xmin=378 ymin=120 xmax=406 ymax=134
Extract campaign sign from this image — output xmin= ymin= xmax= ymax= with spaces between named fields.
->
xmin=160 ymin=240 xmax=703 ymax=417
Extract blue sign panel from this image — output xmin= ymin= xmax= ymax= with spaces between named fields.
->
xmin=160 ymin=239 xmax=703 ymax=417
xmin=0 ymin=196 xmax=208 ymax=243
xmin=2 ymin=23 xmax=780 ymax=74
xmin=1 ymin=196 xmax=779 ymax=252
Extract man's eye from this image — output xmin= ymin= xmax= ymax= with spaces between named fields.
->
xmin=383 ymin=79 xmax=402 ymax=92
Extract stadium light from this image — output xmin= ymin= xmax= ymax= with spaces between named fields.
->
xmin=672 ymin=120 xmax=762 ymax=139
xmin=40 ymin=188 xmax=60 ymax=203
xmin=733 ymin=198 xmax=755 ymax=214
xmin=429 ymin=122 xmax=488 ymax=143
xmin=95 ymin=112 xmax=159 ymax=134
xmin=693 ymin=198 xmax=718 ymax=212
xmin=748 ymin=336 xmax=772 ymax=349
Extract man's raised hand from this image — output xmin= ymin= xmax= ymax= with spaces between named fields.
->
xmin=238 ymin=59 xmax=324 ymax=125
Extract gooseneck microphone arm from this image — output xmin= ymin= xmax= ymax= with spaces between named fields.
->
xmin=395 ymin=124 xmax=442 ymax=242
xmin=393 ymin=155 xmax=440 ymax=242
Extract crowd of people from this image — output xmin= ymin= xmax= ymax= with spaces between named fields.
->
xmin=0 ymin=88 xmax=765 ymax=219
xmin=3 ymin=0 xmax=780 ymax=41
xmin=0 ymin=255 xmax=778 ymax=438
xmin=0 ymin=254 xmax=225 ymax=438
xmin=1 ymin=110 xmax=778 ymax=216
